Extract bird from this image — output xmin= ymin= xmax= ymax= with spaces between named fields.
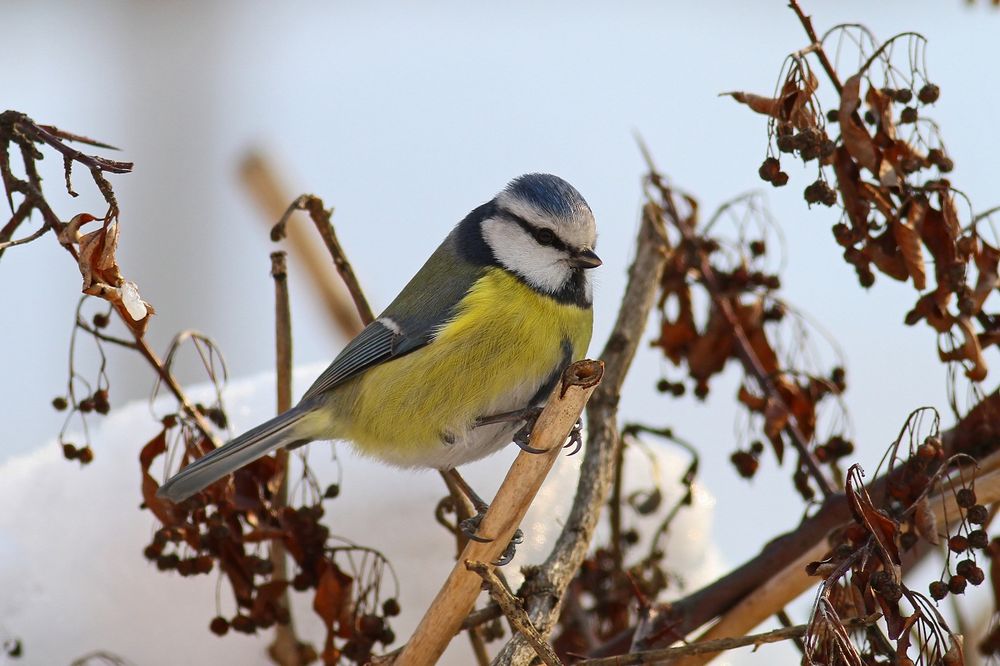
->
xmin=157 ymin=173 xmax=601 ymax=506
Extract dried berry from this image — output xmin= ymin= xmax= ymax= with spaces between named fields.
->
xmin=78 ymin=446 xmax=94 ymax=464
xmin=918 ymin=83 xmax=940 ymax=104
xmin=826 ymin=108 xmax=839 ymax=123
xmin=209 ymin=617 xmax=229 ymax=636
xmin=949 ymin=535 xmax=969 ymax=553
xmin=230 ymin=614 xmax=256 ymax=634
xmin=323 ymin=483 xmax=341 ymax=499
xmin=730 ymin=450 xmax=759 ymax=479
xmin=143 ymin=543 xmax=162 ymax=560
xmin=900 ymin=106 xmax=918 ymax=124
xmin=948 ymin=574 xmax=967 ymax=595
xmin=62 ymin=442 xmax=78 ymax=460
xmin=929 ymin=580 xmax=948 ymax=600
xmin=804 ymin=180 xmax=836 ymax=207
xmin=93 ymin=312 xmax=111 ymax=328
xmin=382 ymin=598 xmax=401 ymax=617
xmin=771 ymin=172 xmax=789 ymax=187
xmin=968 ymin=529 xmax=989 ymax=549
xmin=937 ymin=156 xmax=954 ymax=172
xmin=758 ymin=157 xmax=781 ymax=182
xmin=292 ymin=572 xmax=311 ymax=591
xmin=956 ymin=558 xmax=976 ymax=577
xmin=967 ymin=566 xmax=985 ymax=586
xmin=378 ymin=627 xmax=396 ymax=646
xmin=162 ymin=413 xmax=178 ymax=429
xmin=79 ymin=398 xmax=95 ymax=413
xmin=52 ymin=396 xmax=68 ymax=411
xmin=967 ymin=503 xmax=988 ymax=524
xmin=749 ymin=240 xmax=766 ymax=257
xmin=893 ymin=88 xmax=914 ymax=104
xmin=864 ymin=110 xmax=876 ymax=125
xmin=656 ymin=379 xmax=671 ymax=393
xmin=750 ymin=440 xmax=765 ymax=455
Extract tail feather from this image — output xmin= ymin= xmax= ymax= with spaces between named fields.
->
xmin=157 ymin=406 xmax=313 ymax=503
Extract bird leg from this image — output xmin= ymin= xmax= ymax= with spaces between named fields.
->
xmin=474 ymin=406 xmax=546 ymax=454
xmin=441 ymin=468 xmax=524 ymax=566
xmin=475 ymin=407 xmax=585 ymax=456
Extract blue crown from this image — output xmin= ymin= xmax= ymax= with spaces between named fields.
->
xmin=505 ymin=173 xmax=591 ymax=219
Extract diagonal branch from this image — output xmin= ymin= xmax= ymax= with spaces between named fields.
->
xmin=493 ymin=201 xmax=671 ymax=665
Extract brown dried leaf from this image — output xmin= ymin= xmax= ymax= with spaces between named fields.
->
xmin=60 ymin=213 xmax=155 ymax=335
xmin=839 ymin=74 xmax=880 ymax=173
xmin=973 ymin=240 xmax=1000 ymax=312
xmin=921 ymin=206 xmax=959 ymax=288
xmin=941 ymin=317 xmax=988 ymax=382
xmin=737 ymin=384 xmax=767 ymax=411
xmin=724 ymin=67 xmax=818 ymax=130
xmin=891 ymin=207 xmax=927 ymax=290
xmin=139 ymin=429 xmax=181 ymax=526
xmin=832 ymin=146 xmax=869 ymax=233
xmin=862 ymin=231 xmax=909 ymax=283
xmin=313 ymin=564 xmax=353 ymax=633
xmin=725 ymin=91 xmax=782 ymax=119
xmin=653 ymin=289 xmax=698 ymax=365
xmin=846 ymin=465 xmax=901 ymax=569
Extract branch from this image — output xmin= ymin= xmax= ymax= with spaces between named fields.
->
xmin=588 ymin=390 xmax=1000 ymax=659
xmin=466 ymin=560 xmax=563 ymax=666
xmin=577 ymin=615 xmax=879 ymax=666
xmin=493 ymin=202 xmax=670 ymax=665
xmin=267 ymin=251 xmax=308 ymax=666
xmin=396 ymin=360 xmax=605 ymax=665
xmin=787 ymin=0 xmax=844 ymax=95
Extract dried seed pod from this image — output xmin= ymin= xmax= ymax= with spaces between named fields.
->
xmin=771 ymin=172 xmax=789 ymax=187
xmin=209 ymin=616 xmax=229 ymax=636
xmin=77 ymin=446 xmax=94 ymax=464
xmin=324 ymin=483 xmax=341 ymax=499
xmin=52 ymin=396 xmax=68 ymax=411
xmin=949 ymin=535 xmax=969 ymax=553
xmin=826 ymin=108 xmax=839 ymax=123
xmin=956 ymin=558 xmax=976 ymax=577
xmin=230 ymin=615 xmax=256 ymax=634
xmin=968 ymin=529 xmax=989 ymax=549
xmin=382 ymin=598 xmax=401 ymax=617
xmin=967 ymin=566 xmax=986 ymax=586
xmin=967 ymin=504 xmax=989 ymax=524
xmin=93 ymin=312 xmax=111 ymax=328
xmin=730 ymin=450 xmax=759 ymax=479
xmin=776 ymin=135 xmax=796 ymax=154
xmin=948 ymin=574 xmax=967 ymax=595
xmin=956 ymin=488 xmax=977 ymax=508
xmin=929 ymin=580 xmax=948 ymax=600
xmin=62 ymin=442 xmax=78 ymax=460
xmin=893 ymin=88 xmax=914 ymax=104
xmin=758 ymin=157 xmax=781 ymax=182
xmin=918 ymin=83 xmax=941 ymax=104
xmin=900 ymin=107 xmax=918 ymax=124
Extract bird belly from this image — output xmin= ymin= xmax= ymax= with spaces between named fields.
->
xmin=340 ymin=269 xmax=592 ymax=469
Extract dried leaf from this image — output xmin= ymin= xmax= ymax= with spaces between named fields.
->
xmin=832 ymin=146 xmax=869 ymax=233
xmin=940 ymin=317 xmax=988 ymax=382
xmin=737 ymin=384 xmax=767 ymax=411
xmin=314 ymin=564 xmax=352 ymax=632
xmin=839 ymin=74 xmax=880 ymax=173
xmin=139 ymin=429 xmax=181 ymax=526
xmin=921 ymin=206 xmax=959 ymax=288
xmin=846 ymin=465 xmax=901 ymax=569
xmin=724 ymin=66 xmax=818 ymax=130
xmin=863 ymin=231 xmax=908 ymax=283
xmin=891 ymin=208 xmax=927 ymax=290
xmin=972 ymin=240 xmax=1000 ymax=312
xmin=724 ymin=91 xmax=782 ymax=119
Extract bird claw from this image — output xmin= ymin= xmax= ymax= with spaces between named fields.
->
xmin=459 ymin=510 xmax=524 ymax=566
xmin=563 ymin=418 xmax=584 ymax=456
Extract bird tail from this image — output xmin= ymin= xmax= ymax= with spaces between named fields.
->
xmin=156 ymin=406 xmax=314 ymax=503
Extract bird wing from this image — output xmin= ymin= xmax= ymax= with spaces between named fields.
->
xmin=300 ymin=233 xmax=483 ymax=401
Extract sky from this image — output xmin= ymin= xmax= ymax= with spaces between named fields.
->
xmin=2 ymin=0 xmax=999 ymax=663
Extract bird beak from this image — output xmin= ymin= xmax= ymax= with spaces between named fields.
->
xmin=569 ymin=249 xmax=602 ymax=269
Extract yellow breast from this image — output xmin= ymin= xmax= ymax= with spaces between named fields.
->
xmin=343 ymin=268 xmax=592 ymax=464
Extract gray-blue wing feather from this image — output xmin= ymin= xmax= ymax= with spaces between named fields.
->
xmin=301 ymin=228 xmax=485 ymax=401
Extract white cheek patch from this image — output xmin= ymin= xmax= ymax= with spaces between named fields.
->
xmin=481 ymin=218 xmax=572 ymax=294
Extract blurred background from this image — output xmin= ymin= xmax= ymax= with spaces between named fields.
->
xmin=2 ymin=1 xmax=999 ymax=664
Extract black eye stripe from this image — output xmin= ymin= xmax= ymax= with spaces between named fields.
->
xmin=499 ymin=210 xmax=568 ymax=251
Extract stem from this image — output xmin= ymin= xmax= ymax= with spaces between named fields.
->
xmin=267 ymin=251 xmax=303 ymax=666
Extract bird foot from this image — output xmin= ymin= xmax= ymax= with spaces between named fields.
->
xmin=459 ymin=509 xmax=524 ymax=566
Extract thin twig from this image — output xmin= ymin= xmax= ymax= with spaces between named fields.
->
xmin=267 ymin=251 xmax=305 ymax=666
xmin=577 ymin=616 xmax=878 ymax=666
xmin=466 ymin=560 xmax=563 ymax=666
xmin=273 ymin=194 xmax=375 ymax=326
xmin=396 ymin=360 xmax=605 ymax=665
xmin=238 ymin=152 xmax=365 ymax=338
xmin=787 ymin=0 xmax=844 ymax=95
xmin=493 ymin=202 xmax=670 ymax=666
xmin=638 ymin=140 xmax=834 ymax=498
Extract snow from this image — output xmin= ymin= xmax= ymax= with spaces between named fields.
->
xmin=0 ymin=365 xmax=719 ymax=665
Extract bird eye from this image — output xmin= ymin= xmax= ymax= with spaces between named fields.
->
xmin=535 ymin=228 xmax=556 ymax=246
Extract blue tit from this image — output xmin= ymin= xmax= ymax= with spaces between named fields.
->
xmin=158 ymin=173 xmax=601 ymax=503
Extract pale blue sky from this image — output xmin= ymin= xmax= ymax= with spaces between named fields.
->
xmin=2 ymin=1 xmax=999 ymax=660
